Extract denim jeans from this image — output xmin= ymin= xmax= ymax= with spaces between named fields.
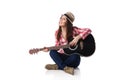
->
xmin=49 ymin=50 xmax=81 ymax=70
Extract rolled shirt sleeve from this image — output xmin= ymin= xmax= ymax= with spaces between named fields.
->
xmin=73 ymin=27 xmax=92 ymax=40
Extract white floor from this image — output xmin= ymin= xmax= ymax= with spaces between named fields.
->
xmin=44 ymin=68 xmax=80 ymax=79
xmin=0 ymin=49 xmax=120 ymax=80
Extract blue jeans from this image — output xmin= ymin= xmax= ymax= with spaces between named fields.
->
xmin=49 ymin=50 xmax=81 ymax=70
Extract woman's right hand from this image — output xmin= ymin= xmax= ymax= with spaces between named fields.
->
xmin=42 ymin=47 xmax=49 ymax=52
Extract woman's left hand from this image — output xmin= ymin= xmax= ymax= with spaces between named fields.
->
xmin=69 ymin=35 xmax=81 ymax=46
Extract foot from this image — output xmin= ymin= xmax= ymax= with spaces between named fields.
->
xmin=45 ymin=64 xmax=58 ymax=70
xmin=64 ymin=66 xmax=74 ymax=75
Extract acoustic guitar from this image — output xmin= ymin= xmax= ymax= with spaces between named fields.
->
xmin=29 ymin=34 xmax=96 ymax=57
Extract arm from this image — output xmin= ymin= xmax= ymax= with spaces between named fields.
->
xmin=69 ymin=27 xmax=92 ymax=46
xmin=78 ymin=28 xmax=91 ymax=40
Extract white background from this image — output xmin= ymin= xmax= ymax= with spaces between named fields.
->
xmin=0 ymin=0 xmax=120 ymax=80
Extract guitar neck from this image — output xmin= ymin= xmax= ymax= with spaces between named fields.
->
xmin=39 ymin=44 xmax=70 ymax=51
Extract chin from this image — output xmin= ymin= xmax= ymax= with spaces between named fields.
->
xmin=59 ymin=24 xmax=64 ymax=27
xmin=59 ymin=25 xmax=62 ymax=27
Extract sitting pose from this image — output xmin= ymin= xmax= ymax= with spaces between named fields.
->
xmin=43 ymin=12 xmax=95 ymax=75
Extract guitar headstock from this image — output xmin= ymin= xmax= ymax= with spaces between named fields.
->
xmin=29 ymin=48 xmax=39 ymax=54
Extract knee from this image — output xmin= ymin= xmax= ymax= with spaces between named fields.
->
xmin=71 ymin=54 xmax=80 ymax=59
xmin=49 ymin=50 xmax=57 ymax=57
xmin=70 ymin=54 xmax=81 ymax=62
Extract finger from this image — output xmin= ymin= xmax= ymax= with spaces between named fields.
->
xmin=69 ymin=42 xmax=73 ymax=46
xmin=70 ymin=42 xmax=74 ymax=46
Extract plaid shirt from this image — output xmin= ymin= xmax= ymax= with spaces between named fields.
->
xmin=55 ymin=26 xmax=91 ymax=54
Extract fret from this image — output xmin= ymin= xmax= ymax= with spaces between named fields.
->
xmin=38 ymin=44 xmax=70 ymax=51
xmin=48 ymin=44 xmax=69 ymax=50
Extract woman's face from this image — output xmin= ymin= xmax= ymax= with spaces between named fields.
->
xmin=59 ymin=15 xmax=67 ymax=27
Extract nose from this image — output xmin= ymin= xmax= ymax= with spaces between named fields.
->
xmin=59 ymin=19 xmax=63 ymax=23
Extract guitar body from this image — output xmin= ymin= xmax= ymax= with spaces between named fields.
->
xmin=63 ymin=34 xmax=96 ymax=57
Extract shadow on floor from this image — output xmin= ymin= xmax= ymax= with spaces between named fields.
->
xmin=45 ymin=68 xmax=81 ymax=80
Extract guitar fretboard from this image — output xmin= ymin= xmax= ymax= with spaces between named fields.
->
xmin=39 ymin=44 xmax=70 ymax=51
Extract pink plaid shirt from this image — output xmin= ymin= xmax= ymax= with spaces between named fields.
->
xmin=55 ymin=26 xmax=91 ymax=54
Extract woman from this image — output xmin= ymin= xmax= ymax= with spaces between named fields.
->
xmin=43 ymin=12 xmax=92 ymax=75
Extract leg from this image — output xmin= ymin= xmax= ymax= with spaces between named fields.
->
xmin=49 ymin=50 xmax=66 ymax=69
xmin=50 ymin=50 xmax=80 ymax=69
xmin=49 ymin=51 xmax=80 ymax=75
xmin=63 ymin=54 xmax=81 ymax=68
xmin=63 ymin=54 xmax=80 ymax=75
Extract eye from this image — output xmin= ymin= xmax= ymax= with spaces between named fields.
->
xmin=63 ymin=18 xmax=66 ymax=20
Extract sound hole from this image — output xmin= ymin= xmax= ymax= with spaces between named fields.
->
xmin=69 ymin=45 xmax=78 ymax=51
